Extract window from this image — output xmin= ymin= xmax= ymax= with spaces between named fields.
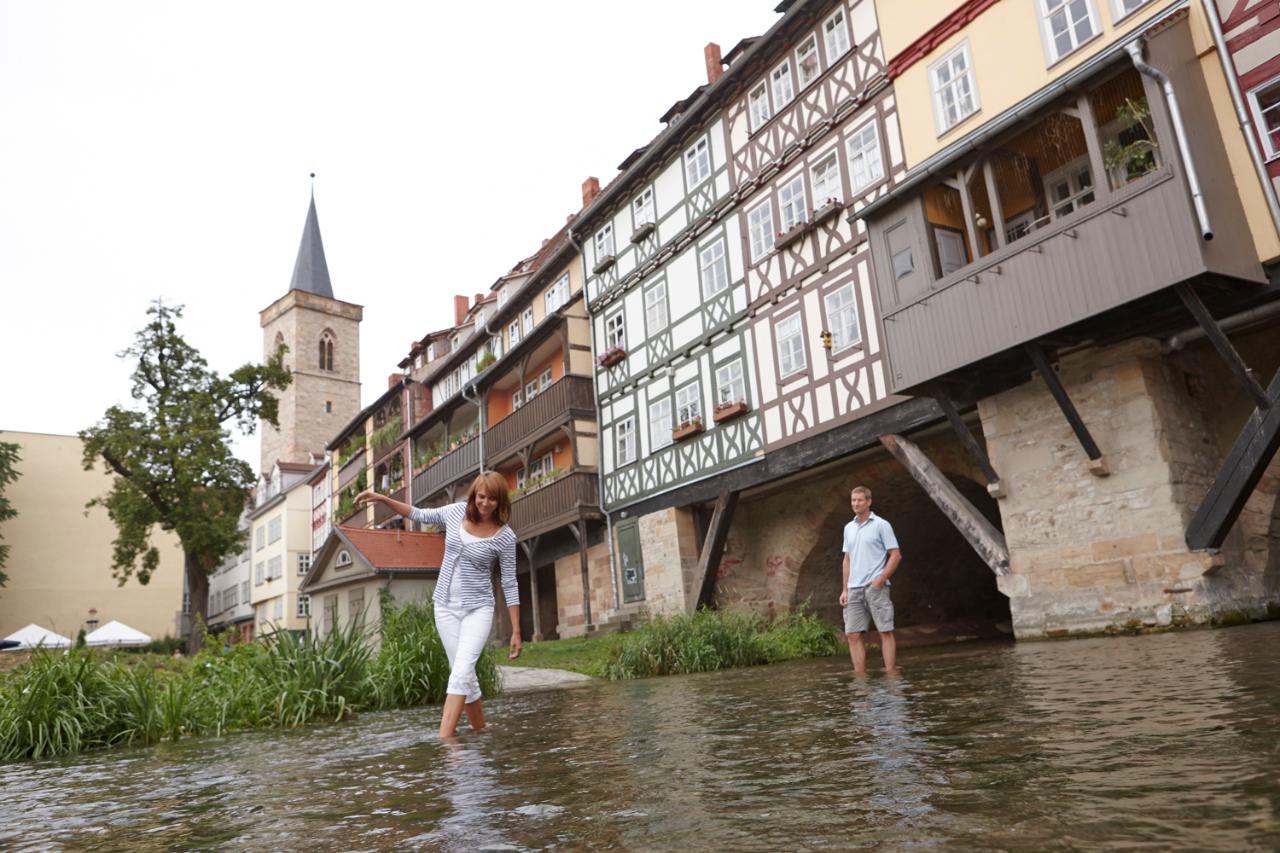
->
xmin=847 ymin=120 xmax=884 ymax=193
xmin=749 ymin=83 xmax=772 ymax=132
xmin=684 ymin=138 xmax=711 ymax=187
xmin=776 ymin=313 xmax=807 ymax=377
xmin=935 ymin=229 xmax=968 ymax=276
xmin=522 ymin=307 xmax=534 ymax=335
xmin=824 ymin=9 xmax=851 ymax=61
xmin=545 ymin=273 xmax=570 ymax=314
xmin=512 ymin=388 xmax=523 ymax=409
xmin=1249 ymin=77 xmax=1280 ymax=159
xmin=632 ymin=187 xmax=655 ymax=228
xmin=644 ymin=280 xmax=668 ymax=333
xmin=523 ymin=367 xmax=553 ymax=403
xmin=268 ymin=555 xmax=282 ymax=580
xmin=699 ymin=240 xmax=729 ymax=298
xmin=616 ymin=417 xmax=636 ymax=466
xmin=318 ymin=332 xmax=335 ymax=372
xmin=349 ymin=587 xmax=364 ymax=617
xmin=336 ymin=550 xmax=353 ymax=568
xmin=474 ymin=309 xmax=485 ymax=331
xmin=825 ymin=285 xmax=861 ymax=352
xmin=811 ymin=152 xmax=841 ymax=204
xmin=255 ymin=527 xmax=265 ymax=551
xmin=267 ymin=516 xmax=282 ymax=544
xmin=1112 ymin=0 xmax=1150 ymax=17
xmin=716 ymin=361 xmax=746 ymax=406
xmin=530 ymin=452 xmax=553 ymax=480
xmin=297 ymin=594 xmax=311 ymax=619
xmin=323 ymin=595 xmax=337 ymax=635
xmin=779 ymin=174 xmax=808 ymax=232
xmin=675 ymin=382 xmax=701 ymax=426
xmin=1046 ymin=163 xmax=1095 ymax=218
xmin=748 ymin=201 xmax=776 ymax=261
xmin=525 ymin=377 xmax=540 ymax=402
xmin=508 ymin=319 xmax=521 ymax=349
xmin=606 ymin=312 xmax=625 ymax=349
xmin=325 ymin=401 xmax=332 ymax=413
xmin=931 ymin=42 xmax=978 ymax=133
xmin=771 ymin=61 xmax=794 ymax=111
xmin=595 ymin=224 xmax=615 ymax=260
xmin=241 ymin=580 xmax=249 ymax=602
xmin=497 ymin=288 xmax=509 ymax=306
xmin=797 ymin=35 xmax=821 ymax=88
xmin=254 ymin=561 xmax=264 ymax=586
xmin=298 ymin=553 xmax=311 ymax=576
xmin=273 ymin=597 xmax=284 ymax=620
xmin=1041 ymin=0 xmax=1097 ymax=63
xmin=648 ymin=396 xmax=673 ymax=450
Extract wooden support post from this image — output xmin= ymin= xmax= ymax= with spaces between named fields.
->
xmin=694 ymin=491 xmax=739 ymax=612
xmin=1187 ymin=367 xmax=1280 ymax=550
xmin=982 ymin=159 xmax=1006 ymax=250
xmin=521 ymin=537 xmax=543 ymax=642
xmin=957 ymin=166 xmax=981 ymax=263
xmin=1078 ymin=93 xmax=1110 ymax=200
xmin=929 ymin=386 xmax=1003 ymax=497
xmin=1025 ymin=342 xmax=1109 ymax=476
xmin=1175 ymin=282 xmax=1271 ymax=410
xmin=569 ymin=521 xmax=592 ymax=630
xmin=879 ymin=434 xmax=1010 ymax=576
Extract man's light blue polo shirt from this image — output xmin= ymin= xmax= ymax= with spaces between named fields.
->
xmin=843 ymin=512 xmax=899 ymax=588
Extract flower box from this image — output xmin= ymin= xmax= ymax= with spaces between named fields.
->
xmin=597 ymin=346 xmax=626 ymax=369
xmin=629 ymin=222 xmax=657 ymax=243
xmin=672 ymin=419 xmax=704 ymax=442
xmin=592 ymin=254 xmax=617 ymax=274
xmin=812 ymin=199 xmax=844 ymax=225
xmin=774 ymin=220 xmax=810 ymax=251
xmin=712 ymin=400 xmax=750 ymax=423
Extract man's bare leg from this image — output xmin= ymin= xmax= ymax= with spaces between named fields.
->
xmin=847 ymin=631 xmax=868 ymax=675
xmin=880 ymin=630 xmax=897 ymax=673
xmin=439 ymin=694 xmax=466 ymax=738
xmin=464 ymin=699 xmax=486 ymax=732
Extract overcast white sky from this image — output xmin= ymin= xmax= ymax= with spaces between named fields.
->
xmin=0 ymin=1 xmax=780 ymax=467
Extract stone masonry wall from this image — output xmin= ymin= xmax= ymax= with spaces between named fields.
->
xmin=553 ymin=540 xmax=615 ymax=638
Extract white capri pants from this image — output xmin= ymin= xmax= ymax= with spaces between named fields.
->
xmin=435 ymin=603 xmax=493 ymax=704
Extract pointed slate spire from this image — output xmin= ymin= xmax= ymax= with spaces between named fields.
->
xmin=288 ymin=177 xmax=334 ymax=298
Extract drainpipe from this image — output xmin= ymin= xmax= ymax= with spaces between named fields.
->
xmin=570 ymin=226 xmax=620 ymax=611
xmin=461 ymin=380 xmax=485 ymax=474
xmin=1200 ymin=0 xmax=1280 ymax=236
xmin=1125 ymin=37 xmax=1213 ymax=240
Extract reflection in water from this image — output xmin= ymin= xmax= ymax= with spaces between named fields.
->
xmin=0 ymin=623 xmax=1277 ymax=850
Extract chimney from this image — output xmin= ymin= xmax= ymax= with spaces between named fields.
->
xmin=582 ymin=176 xmax=601 ymax=208
xmin=454 ymin=295 xmax=469 ymax=326
xmin=387 ymin=373 xmax=401 ymax=389
xmin=705 ymin=42 xmax=724 ymax=85
xmin=474 ymin=293 xmax=484 ymax=306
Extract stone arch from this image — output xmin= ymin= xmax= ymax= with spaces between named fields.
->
xmin=319 ymin=328 xmax=336 ymax=372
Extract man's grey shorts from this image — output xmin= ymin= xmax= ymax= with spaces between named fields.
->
xmin=844 ymin=585 xmax=894 ymax=633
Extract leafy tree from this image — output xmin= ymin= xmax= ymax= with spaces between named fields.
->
xmin=81 ymin=301 xmax=291 ymax=652
xmin=0 ymin=439 xmax=20 ymax=587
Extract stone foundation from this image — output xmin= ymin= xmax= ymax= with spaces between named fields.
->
xmin=553 ymin=540 xmax=618 ymax=638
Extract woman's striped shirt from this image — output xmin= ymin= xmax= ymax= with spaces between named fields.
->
xmin=408 ymin=502 xmax=519 ymax=610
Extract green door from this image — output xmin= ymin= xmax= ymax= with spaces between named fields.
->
xmin=616 ymin=519 xmax=645 ymax=603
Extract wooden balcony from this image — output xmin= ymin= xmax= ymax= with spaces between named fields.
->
xmin=509 ymin=470 xmax=600 ymax=540
xmin=337 ymin=452 xmax=365 ymax=489
xmin=412 ymin=436 xmax=479 ymax=501
xmin=373 ymin=488 xmax=405 ymax=527
xmin=487 ymin=375 xmax=595 ymax=462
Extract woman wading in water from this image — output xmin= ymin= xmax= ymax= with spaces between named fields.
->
xmin=357 ymin=471 xmax=521 ymax=738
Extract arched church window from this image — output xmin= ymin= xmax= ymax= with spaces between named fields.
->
xmin=319 ymin=330 xmax=336 ymax=372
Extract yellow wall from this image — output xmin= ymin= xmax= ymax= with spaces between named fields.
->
xmin=0 ymin=432 xmax=186 ymax=641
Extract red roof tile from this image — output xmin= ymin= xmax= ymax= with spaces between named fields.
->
xmin=337 ymin=526 xmax=444 ymax=570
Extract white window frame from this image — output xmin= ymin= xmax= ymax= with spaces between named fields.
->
xmin=241 ymin=580 xmax=249 ymax=602
xmin=699 ymin=239 xmax=729 ymax=298
xmin=632 ymin=187 xmax=655 ymax=228
xmin=778 ymin=174 xmax=808 ymax=232
xmin=273 ymin=596 xmax=284 ymax=620
xmin=776 ymin=312 xmax=807 ymax=378
xmin=771 ymin=60 xmax=795 ymax=111
xmin=512 ymin=388 xmax=523 ymax=409
xmin=606 ymin=312 xmax=626 ymax=349
xmin=297 ymin=553 xmax=311 ymax=576
xmin=824 ymin=8 xmax=851 ymax=61
xmin=255 ymin=526 xmax=265 ymax=551
xmin=684 ymin=138 xmax=711 ymax=188
xmin=522 ymin=306 xmax=534 ymax=335
xmin=508 ymin=319 xmax=521 ymax=349
xmin=594 ymin=224 xmax=615 ymax=260
xmin=1248 ymin=75 xmax=1280 ymax=161
xmin=675 ymin=381 xmax=702 ymax=426
xmin=525 ymin=377 xmax=541 ymax=402
xmin=267 ymin=516 xmax=282 ymax=544
xmin=254 ymin=561 xmax=264 ymax=586
xmin=715 ymin=360 xmax=747 ymax=406
xmin=1111 ymin=0 xmax=1151 ymax=20
xmin=796 ymin=34 xmax=821 ymax=88
xmin=930 ymin=41 xmax=980 ymax=135
xmin=297 ymin=594 xmax=311 ymax=619
xmin=544 ymin=272 xmax=570 ymax=314
xmin=824 ymin=284 xmax=862 ymax=353
xmin=616 ymin=417 xmax=637 ymax=467
xmin=748 ymin=200 xmax=776 ymax=262
xmin=749 ymin=82 xmax=772 ymax=132
xmin=648 ymin=396 xmax=673 ymax=450
xmin=846 ymin=119 xmax=885 ymax=194
xmin=1039 ymin=0 xmax=1099 ymax=65
xmin=644 ymin=280 xmax=668 ymax=333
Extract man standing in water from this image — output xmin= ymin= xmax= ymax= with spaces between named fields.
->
xmin=840 ymin=486 xmax=902 ymax=674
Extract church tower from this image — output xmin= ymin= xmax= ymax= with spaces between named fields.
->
xmin=259 ymin=190 xmax=363 ymax=474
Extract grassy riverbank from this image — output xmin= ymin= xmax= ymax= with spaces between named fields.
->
xmin=508 ymin=608 xmax=840 ymax=679
xmin=0 ymin=599 xmax=497 ymax=762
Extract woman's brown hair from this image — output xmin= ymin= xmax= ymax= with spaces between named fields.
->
xmin=465 ymin=470 xmax=512 ymax=525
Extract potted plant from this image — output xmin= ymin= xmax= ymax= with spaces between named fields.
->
xmin=713 ymin=398 xmax=750 ymax=423
xmin=1103 ymin=97 xmax=1159 ymax=187
xmin=812 ymin=197 xmax=844 ymax=225
xmin=597 ymin=344 xmax=626 ymax=369
xmin=630 ymin=221 xmax=657 ymax=243
xmin=672 ymin=416 xmax=704 ymax=441
xmin=477 ymin=351 xmax=497 ymax=371
xmin=774 ymin=218 xmax=811 ymax=250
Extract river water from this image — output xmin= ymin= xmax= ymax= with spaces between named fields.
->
xmin=2 ymin=622 xmax=1278 ymax=851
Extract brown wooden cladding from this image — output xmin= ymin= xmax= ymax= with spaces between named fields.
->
xmin=508 ymin=471 xmax=600 ymax=541
xmin=337 ymin=452 xmax=365 ymax=489
xmin=412 ymin=437 xmax=479 ymax=500
xmin=486 ymin=376 xmax=595 ymax=463
xmin=373 ymin=488 xmax=406 ymax=527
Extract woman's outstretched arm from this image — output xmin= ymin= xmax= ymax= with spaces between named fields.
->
xmin=355 ymin=489 xmax=416 ymax=520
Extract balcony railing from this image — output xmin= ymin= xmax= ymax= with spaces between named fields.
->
xmin=374 ymin=488 xmax=405 ymax=527
xmin=412 ymin=436 xmax=479 ymax=500
xmin=487 ymin=375 xmax=595 ymax=462
xmin=509 ymin=470 xmax=600 ymax=540
xmin=337 ymin=452 xmax=365 ymax=489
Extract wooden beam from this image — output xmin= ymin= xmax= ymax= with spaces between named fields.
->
xmin=1077 ymin=92 xmax=1110 ymax=204
xmin=693 ymin=491 xmax=739 ymax=611
xmin=1025 ymin=342 xmax=1108 ymax=474
xmin=1175 ymin=282 xmax=1271 ymax=410
xmin=929 ymin=386 xmax=1003 ymax=494
xmin=879 ymin=434 xmax=1010 ymax=576
xmin=1187 ymin=367 xmax=1280 ymax=550
xmin=956 ymin=169 xmax=981 ymax=263
xmin=569 ymin=520 xmax=592 ymax=629
xmin=982 ymin=159 xmax=1006 ymax=251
